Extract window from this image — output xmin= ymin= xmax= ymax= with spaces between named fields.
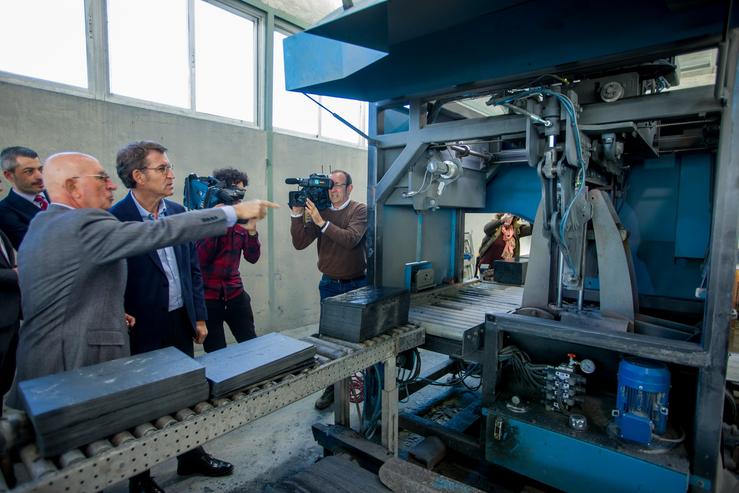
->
xmin=194 ymin=0 xmax=256 ymax=121
xmin=272 ymin=30 xmax=319 ymax=135
xmin=273 ymin=30 xmax=367 ymax=146
xmin=107 ymin=0 xmax=258 ymax=122
xmin=320 ymin=95 xmax=366 ymax=143
xmin=0 ymin=0 xmax=87 ymax=88
xmin=107 ymin=0 xmax=190 ymax=108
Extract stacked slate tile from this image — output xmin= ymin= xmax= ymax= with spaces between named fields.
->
xmin=19 ymin=347 xmax=209 ymax=457
xmin=319 ymin=286 xmax=410 ymax=343
xmin=196 ymin=332 xmax=317 ymax=398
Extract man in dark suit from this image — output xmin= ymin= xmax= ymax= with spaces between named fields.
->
xmin=0 ymin=175 xmax=20 ymax=414
xmin=110 ymin=141 xmax=233 ymax=493
xmin=0 ymin=147 xmax=48 ymax=249
xmin=9 ymin=151 xmax=276 ymax=493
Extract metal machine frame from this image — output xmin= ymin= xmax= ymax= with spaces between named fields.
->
xmin=360 ymin=29 xmax=739 ymax=493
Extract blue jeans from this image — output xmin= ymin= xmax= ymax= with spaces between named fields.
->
xmin=319 ymin=274 xmax=368 ymax=301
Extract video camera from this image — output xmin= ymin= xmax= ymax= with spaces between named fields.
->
xmin=285 ymin=174 xmax=334 ymax=210
xmin=183 ymin=173 xmax=245 ymax=210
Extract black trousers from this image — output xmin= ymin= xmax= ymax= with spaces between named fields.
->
xmin=0 ymin=322 xmax=19 ymax=416
xmin=203 ymin=291 xmax=256 ymax=353
xmin=131 ymin=309 xmax=205 ymax=485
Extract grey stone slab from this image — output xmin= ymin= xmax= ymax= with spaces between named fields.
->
xmin=196 ymin=333 xmax=316 ymax=398
xmin=19 ymin=347 xmax=205 ymax=433
xmin=320 ymin=287 xmax=410 ymax=343
xmin=493 ymin=259 xmax=528 ymax=285
xmin=35 ymin=381 xmax=209 ymax=457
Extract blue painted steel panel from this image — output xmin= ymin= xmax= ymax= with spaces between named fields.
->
xmin=283 ymin=32 xmax=386 ymax=95
xmin=383 ymin=106 xmax=409 ymax=134
xmin=285 ymin=0 xmax=733 ymax=101
xmin=675 ymin=153 xmax=713 ymax=259
xmin=621 ymin=155 xmax=706 ymax=299
xmin=476 ymin=164 xmax=539 ymax=222
xmin=486 ymin=415 xmax=688 ymax=493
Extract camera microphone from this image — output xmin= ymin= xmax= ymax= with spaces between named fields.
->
xmin=284 ymin=178 xmax=299 ymax=185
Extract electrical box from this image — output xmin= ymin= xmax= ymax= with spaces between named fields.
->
xmin=405 ymin=261 xmax=435 ymax=293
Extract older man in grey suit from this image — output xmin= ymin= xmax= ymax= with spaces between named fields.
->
xmin=7 ymin=152 xmax=277 ymax=413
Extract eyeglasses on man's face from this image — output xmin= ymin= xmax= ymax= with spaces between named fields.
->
xmin=332 ymin=183 xmax=348 ymax=189
xmin=72 ymin=173 xmax=113 ymax=183
xmin=143 ymin=164 xmax=174 ymax=175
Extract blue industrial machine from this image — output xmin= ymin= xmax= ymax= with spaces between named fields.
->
xmin=285 ymin=1 xmax=739 ymax=491
xmin=614 ymin=358 xmax=671 ymax=445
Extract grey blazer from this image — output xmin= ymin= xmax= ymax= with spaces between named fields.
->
xmin=7 ymin=205 xmax=228 ymax=408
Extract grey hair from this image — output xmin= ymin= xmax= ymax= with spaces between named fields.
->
xmin=1 ymin=146 xmax=39 ymax=172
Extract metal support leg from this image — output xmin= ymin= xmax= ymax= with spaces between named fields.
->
xmin=381 ymin=357 xmax=398 ymax=456
xmin=522 ymin=200 xmax=553 ymax=309
xmin=334 ymin=378 xmax=351 ymax=427
xmin=691 ymin=28 xmax=739 ymax=493
xmin=590 ymin=189 xmax=637 ymax=324
xmin=482 ymin=315 xmax=500 ymax=408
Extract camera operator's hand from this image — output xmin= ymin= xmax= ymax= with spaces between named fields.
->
xmin=305 ymin=199 xmax=326 ymax=228
xmin=233 ymin=199 xmax=280 ymax=221
xmin=291 ymin=205 xmax=305 ymax=215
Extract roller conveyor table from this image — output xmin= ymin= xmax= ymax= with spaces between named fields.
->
xmin=409 ymin=281 xmax=523 ymax=361
xmin=1 ymin=325 xmax=424 ymax=493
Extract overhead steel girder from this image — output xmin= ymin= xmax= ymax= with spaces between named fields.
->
xmin=373 ymin=86 xmax=721 ymax=204
xmin=377 ymin=86 xmax=721 ymax=150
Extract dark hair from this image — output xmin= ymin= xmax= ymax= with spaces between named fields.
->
xmin=213 ymin=167 xmax=249 ymax=188
xmin=1 ymin=146 xmax=39 ymax=172
xmin=331 ymin=169 xmax=352 ymax=186
xmin=116 ymin=141 xmax=167 ymax=189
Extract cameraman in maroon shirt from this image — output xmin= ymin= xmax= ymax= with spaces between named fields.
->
xmin=196 ymin=168 xmax=260 ymax=352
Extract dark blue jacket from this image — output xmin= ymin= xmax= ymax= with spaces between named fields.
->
xmin=0 ymin=189 xmax=48 ymax=249
xmin=109 ymin=193 xmax=207 ymax=356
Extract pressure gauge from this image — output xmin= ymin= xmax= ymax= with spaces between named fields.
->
xmin=580 ymin=359 xmax=596 ymax=374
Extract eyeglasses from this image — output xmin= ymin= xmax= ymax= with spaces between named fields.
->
xmin=72 ymin=173 xmax=113 ymax=183
xmin=332 ymin=183 xmax=348 ymax=188
xmin=142 ymin=164 xmax=174 ymax=175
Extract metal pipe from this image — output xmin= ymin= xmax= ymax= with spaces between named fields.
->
xmin=449 ymin=145 xmax=489 ymax=160
xmin=503 ymin=103 xmax=552 ymax=127
xmin=490 ymin=149 xmax=528 ymax=164
xmin=557 ymin=252 xmax=564 ymax=308
xmin=416 ymin=213 xmax=424 ymax=262
xmin=578 ymin=225 xmax=588 ymax=311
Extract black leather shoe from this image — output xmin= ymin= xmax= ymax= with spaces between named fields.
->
xmin=129 ymin=475 xmax=165 ymax=493
xmin=177 ymin=453 xmax=233 ymax=477
xmin=314 ymin=386 xmax=334 ymax=410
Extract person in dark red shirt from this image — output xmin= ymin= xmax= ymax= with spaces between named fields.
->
xmin=195 ymin=167 xmax=260 ymax=352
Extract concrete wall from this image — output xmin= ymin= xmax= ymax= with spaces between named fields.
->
xmin=0 ymin=81 xmax=367 ymax=336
